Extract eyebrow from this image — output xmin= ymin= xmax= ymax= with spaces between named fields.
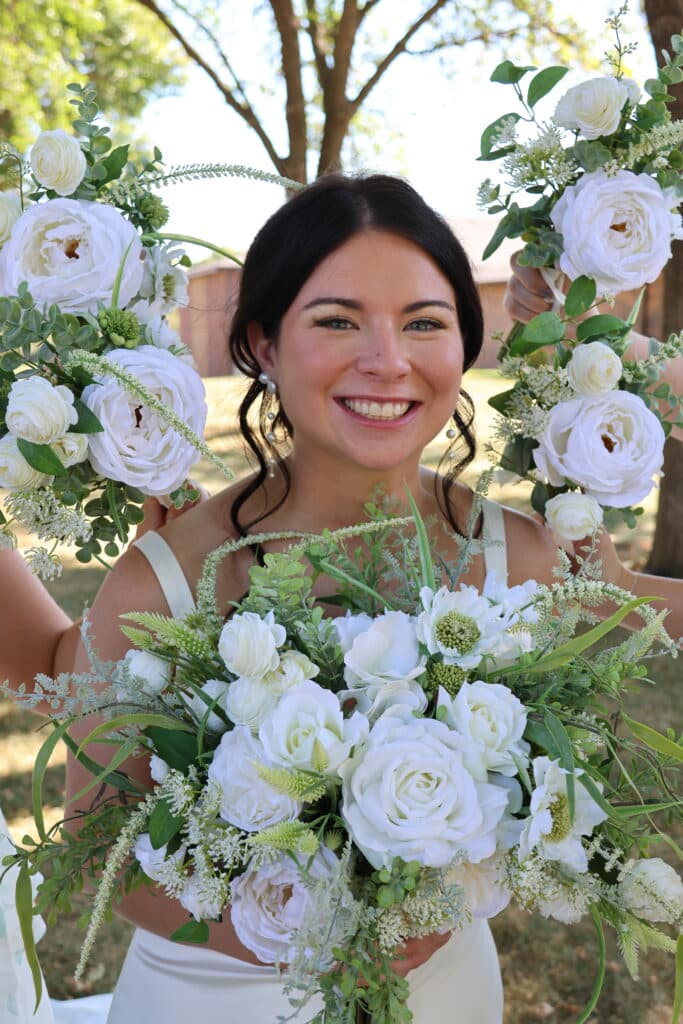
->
xmin=301 ymin=297 xmax=457 ymax=313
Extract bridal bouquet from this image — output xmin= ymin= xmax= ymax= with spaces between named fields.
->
xmin=4 ymin=503 xmax=681 ymax=1024
xmin=478 ymin=13 xmax=683 ymax=534
xmin=0 ymin=83 xmax=234 ymax=577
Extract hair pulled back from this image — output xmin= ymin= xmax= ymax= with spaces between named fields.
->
xmin=227 ymin=173 xmax=484 ymax=540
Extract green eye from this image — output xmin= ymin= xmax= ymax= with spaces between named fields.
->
xmin=406 ymin=318 xmax=442 ymax=331
xmin=315 ymin=316 xmax=355 ymax=330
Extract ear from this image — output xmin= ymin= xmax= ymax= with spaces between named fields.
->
xmin=246 ymin=322 xmax=277 ymax=377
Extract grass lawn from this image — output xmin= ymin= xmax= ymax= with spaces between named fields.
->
xmin=0 ymin=369 xmax=679 ymax=1022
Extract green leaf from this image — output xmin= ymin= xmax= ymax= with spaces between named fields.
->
xmin=490 ymin=60 xmax=535 ymax=85
xmin=577 ymin=770 xmax=617 ymax=822
xmin=672 ymin=933 xmax=683 ymax=1024
xmin=102 ymin=144 xmax=129 ymax=182
xmin=405 ymin=487 xmax=435 ymax=592
xmin=66 ymin=737 xmax=139 ymax=805
xmin=575 ymin=907 xmax=607 ymax=1024
xmin=76 ymin=713 xmax=191 ymax=757
xmin=512 ymin=311 xmax=565 ymax=351
xmin=70 ymin=397 xmax=104 ymax=433
xmin=170 ymin=920 xmax=210 ymax=944
xmin=530 ymin=480 xmax=549 ymax=516
xmin=488 ymin=386 xmax=518 ymax=415
xmin=481 ymin=204 xmax=525 ymax=259
xmin=622 ymin=714 xmax=683 ymax=762
xmin=564 ymin=276 xmax=597 ymax=318
xmin=479 ymin=112 xmax=521 ymax=159
xmin=60 ymin=730 xmax=146 ymax=794
xmin=527 ymin=66 xmax=568 ymax=108
xmin=15 ymin=863 xmax=43 ymax=1012
xmin=576 ymin=314 xmax=629 ymax=341
xmin=33 ymin=720 xmax=72 ymax=841
xmin=572 ymin=140 xmax=612 ymax=171
xmin=148 ymin=797 xmax=184 ymax=849
xmin=144 ymin=726 xmax=199 ymax=775
xmin=544 ymin=709 xmax=575 ymax=819
xmin=499 ymin=435 xmax=537 ymax=477
xmin=16 ymin=438 xmax=66 ymax=476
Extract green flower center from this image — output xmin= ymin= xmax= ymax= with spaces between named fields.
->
xmin=547 ymin=793 xmax=572 ymax=842
xmin=434 ymin=611 xmax=481 ymax=654
xmin=427 ymin=661 xmax=467 ymax=697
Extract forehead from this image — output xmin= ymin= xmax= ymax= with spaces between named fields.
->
xmin=292 ymin=230 xmax=456 ymax=308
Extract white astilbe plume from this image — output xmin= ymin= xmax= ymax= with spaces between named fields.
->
xmin=24 ymin=546 xmax=62 ymax=581
xmin=375 ymin=869 xmax=467 ymax=954
xmin=500 ymin=122 xmax=578 ymax=192
xmin=5 ymin=490 xmax=92 ymax=544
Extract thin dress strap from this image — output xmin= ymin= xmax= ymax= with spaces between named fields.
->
xmin=133 ymin=531 xmax=196 ymax=618
xmin=480 ymin=498 xmax=508 ymax=584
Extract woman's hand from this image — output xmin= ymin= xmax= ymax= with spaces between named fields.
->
xmin=503 ymin=254 xmax=557 ymax=324
xmin=389 ymin=930 xmax=451 ymax=977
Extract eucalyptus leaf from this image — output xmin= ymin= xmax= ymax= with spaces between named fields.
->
xmin=490 ymin=60 xmax=535 ymax=84
xmin=564 ymin=276 xmax=596 ymax=318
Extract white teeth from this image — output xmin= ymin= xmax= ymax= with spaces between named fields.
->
xmin=342 ymin=399 xmax=411 ymax=420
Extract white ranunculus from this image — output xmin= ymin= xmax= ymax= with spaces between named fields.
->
xmin=178 ymin=875 xmax=224 ymax=921
xmin=207 ymin=725 xmax=301 ymax=831
xmin=188 ymin=679 xmax=232 ymax=733
xmin=30 ymin=130 xmax=87 ymax=196
xmin=224 ymin=676 xmax=278 ymax=732
xmin=0 ymin=198 xmax=144 ymax=313
xmin=149 ymin=754 xmax=169 ymax=784
xmin=445 ymin=852 xmax=511 ymax=919
xmin=134 ymin=833 xmax=185 ymax=883
xmin=567 ymin=342 xmax=623 ymax=396
xmin=137 ymin=243 xmax=189 ymax=316
xmin=265 ymin=650 xmax=320 ymax=695
xmin=343 ymin=610 xmax=426 ymax=699
xmin=417 ymin=584 xmax=513 ymax=672
xmin=0 ymin=190 xmax=22 ymax=247
xmin=619 ymin=858 xmax=683 ymax=924
xmin=533 ymin=391 xmax=665 ymax=508
xmin=340 ymin=706 xmax=508 ymax=870
xmin=544 ymin=492 xmax=603 ymax=541
xmin=51 ymin=432 xmax=89 ymax=468
xmin=259 ymin=679 xmax=368 ymax=776
xmin=551 ymin=170 xmax=683 ymax=295
xmin=120 ymin=649 xmax=171 ymax=695
xmin=81 ymin=345 xmax=207 ymax=497
xmin=553 ymin=76 xmax=629 ymax=140
xmin=230 ymin=848 xmax=338 ymax=964
xmin=218 ymin=610 xmax=286 ymax=680
xmin=436 ymin=681 xmax=529 ymax=780
xmin=519 ymin=757 xmax=607 ymax=873
xmin=0 ymin=434 xmax=53 ymax=490
xmin=341 ymin=677 xmax=428 ymax=723
xmin=6 ymin=377 xmax=78 ymax=444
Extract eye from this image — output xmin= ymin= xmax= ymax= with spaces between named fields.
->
xmin=405 ymin=317 xmax=444 ymax=332
xmin=313 ymin=315 xmax=357 ymax=330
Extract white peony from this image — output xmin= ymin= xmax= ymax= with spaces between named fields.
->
xmin=259 ymin=679 xmax=368 ymax=776
xmin=178 ymin=875 xmax=224 ymax=921
xmin=417 ymin=584 xmax=512 ymax=671
xmin=265 ymin=650 xmax=320 ymax=695
xmin=618 ymin=858 xmax=683 ymax=924
xmin=207 ymin=725 xmax=301 ymax=832
xmin=81 ymin=345 xmax=207 ymax=497
xmin=544 ymin=492 xmax=603 ymax=541
xmin=0 ymin=198 xmax=144 ymax=313
xmin=50 ymin=432 xmax=89 ymax=468
xmin=518 ymin=757 xmax=607 ymax=873
xmin=436 ymin=681 xmax=529 ymax=780
xmin=553 ymin=76 xmax=629 ymax=139
xmin=6 ymin=377 xmax=78 ymax=444
xmin=120 ymin=648 xmax=171 ymax=695
xmin=188 ymin=679 xmax=232 ymax=733
xmin=340 ymin=706 xmax=508 ymax=870
xmin=218 ymin=610 xmax=286 ymax=680
xmin=0 ymin=190 xmax=22 ymax=247
xmin=533 ymin=390 xmax=665 ymax=507
xmin=342 ymin=610 xmax=426 ymax=700
xmin=224 ymin=676 xmax=278 ymax=732
xmin=445 ymin=852 xmax=511 ymax=919
xmin=567 ymin=342 xmax=623 ymax=396
xmin=134 ymin=832 xmax=185 ymax=883
xmin=0 ymin=434 xmax=53 ymax=490
xmin=230 ymin=849 xmax=339 ymax=964
xmin=137 ymin=243 xmax=189 ymax=316
xmin=551 ymin=170 xmax=683 ymax=295
xmin=30 ymin=129 xmax=87 ymax=196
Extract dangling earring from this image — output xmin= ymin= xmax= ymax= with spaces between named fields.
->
xmin=258 ymin=371 xmax=278 ymax=395
xmin=258 ymin=371 xmax=278 ymax=477
xmin=446 ymin=424 xmax=457 ymax=461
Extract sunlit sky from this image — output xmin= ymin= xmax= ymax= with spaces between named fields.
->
xmin=139 ymin=0 xmax=656 ymax=257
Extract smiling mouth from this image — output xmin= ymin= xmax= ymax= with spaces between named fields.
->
xmin=339 ymin=398 xmax=416 ymax=421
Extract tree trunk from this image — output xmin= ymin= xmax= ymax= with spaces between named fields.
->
xmin=643 ymin=0 xmax=683 ymax=576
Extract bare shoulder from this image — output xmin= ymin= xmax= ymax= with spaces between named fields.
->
xmin=500 ymin=503 xmax=567 ymax=586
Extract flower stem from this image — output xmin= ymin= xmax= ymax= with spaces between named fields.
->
xmin=575 ymin=906 xmax=606 ymax=1024
xmin=143 ymin=232 xmax=243 ymax=267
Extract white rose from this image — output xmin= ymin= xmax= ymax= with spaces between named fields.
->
xmin=188 ymin=679 xmax=231 ymax=733
xmin=265 ymin=650 xmax=320 ymax=695
xmin=137 ymin=243 xmax=189 ymax=316
xmin=436 ymin=681 xmax=529 ymax=780
xmin=50 ymin=432 xmax=89 ymax=468
xmin=81 ymin=345 xmax=207 ymax=497
xmin=0 ymin=190 xmax=22 ymax=247
xmin=533 ymin=391 xmax=665 ymax=507
xmin=445 ymin=852 xmax=511 ymax=919
xmin=0 ymin=434 xmax=53 ymax=490
xmin=551 ymin=170 xmax=682 ymax=295
xmin=619 ymin=858 xmax=683 ymax=924
xmin=259 ymin=680 xmax=368 ymax=776
xmin=218 ymin=610 xmax=286 ymax=680
xmin=342 ymin=610 xmax=426 ymax=698
xmin=567 ymin=342 xmax=623 ymax=396
xmin=30 ymin=130 xmax=87 ymax=196
xmin=121 ymin=648 xmax=171 ymax=695
xmin=230 ymin=849 xmax=338 ymax=964
xmin=553 ymin=76 xmax=629 ymax=139
xmin=6 ymin=377 xmax=78 ymax=444
xmin=224 ymin=676 xmax=278 ymax=732
xmin=207 ymin=725 xmax=301 ymax=831
xmin=134 ymin=833 xmax=185 ymax=883
xmin=0 ymin=198 xmax=144 ymax=314
xmin=178 ymin=875 xmax=224 ymax=921
xmin=544 ymin=492 xmax=603 ymax=541
xmin=340 ymin=706 xmax=508 ymax=870
xmin=149 ymin=754 xmax=169 ymax=784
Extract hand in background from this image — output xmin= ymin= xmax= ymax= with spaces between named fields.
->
xmin=135 ymin=482 xmax=210 ymax=540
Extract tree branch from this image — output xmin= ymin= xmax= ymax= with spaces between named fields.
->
xmin=168 ymin=0 xmax=251 ymax=108
xmin=305 ymin=0 xmax=331 ymax=89
xmin=269 ymin=0 xmax=308 ymax=180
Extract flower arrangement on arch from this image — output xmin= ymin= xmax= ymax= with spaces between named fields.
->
xmin=478 ymin=11 xmax=683 ymax=535
xmin=4 ymin=501 xmax=681 ymax=1024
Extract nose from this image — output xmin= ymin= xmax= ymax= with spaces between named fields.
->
xmin=355 ymin=321 xmax=411 ymax=378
